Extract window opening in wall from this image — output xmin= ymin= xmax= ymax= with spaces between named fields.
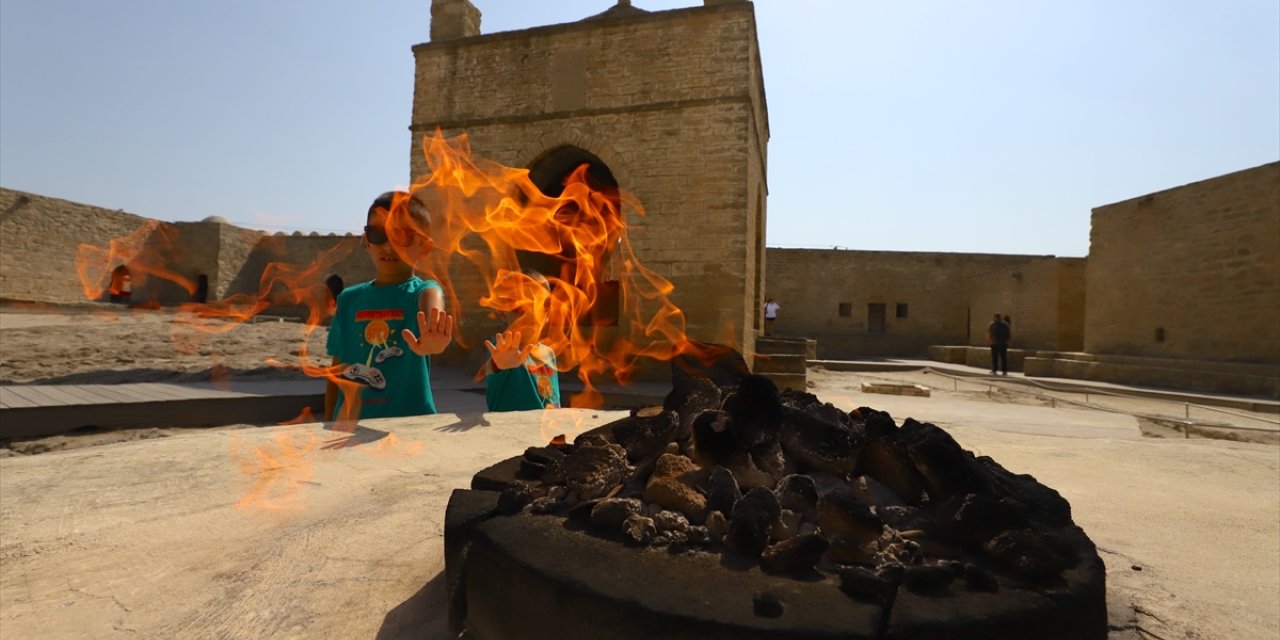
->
xmin=1155 ymin=327 xmax=1165 ymax=342
xmin=896 ymin=303 xmax=909 ymax=319
xmin=838 ymin=302 xmax=852 ymax=317
xmin=868 ymin=303 xmax=886 ymax=333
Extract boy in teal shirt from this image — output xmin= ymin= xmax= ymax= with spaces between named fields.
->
xmin=473 ymin=271 xmax=561 ymax=411
xmin=325 ymin=191 xmax=453 ymax=422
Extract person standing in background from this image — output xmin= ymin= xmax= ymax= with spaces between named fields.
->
xmin=763 ymin=297 xmax=780 ymax=336
xmin=986 ymin=312 xmax=1011 ymax=375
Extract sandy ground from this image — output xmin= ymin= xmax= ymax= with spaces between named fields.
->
xmin=1 ymin=306 xmax=1278 ymax=639
xmin=0 ymin=303 xmax=324 ymax=385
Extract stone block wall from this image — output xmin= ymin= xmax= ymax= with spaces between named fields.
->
xmin=0 ymin=187 xmax=377 ymax=314
xmin=1 ymin=188 xmax=155 ymax=303
xmin=764 ymin=249 xmax=1068 ymax=358
xmin=1086 ymin=162 xmax=1280 ymax=365
xmin=410 ymin=3 xmax=767 ymax=372
xmin=966 ymin=257 xmax=1086 ymax=351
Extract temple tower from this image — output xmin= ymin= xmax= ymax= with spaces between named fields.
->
xmin=413 ymin=0 xmax=769 ymax=376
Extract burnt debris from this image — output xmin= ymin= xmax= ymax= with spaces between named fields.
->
xmin=448 ymin=353 xmax=1107 ymax=639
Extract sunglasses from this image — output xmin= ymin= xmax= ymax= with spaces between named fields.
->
xmin=364 ymin=225 xmax=415 ymax=247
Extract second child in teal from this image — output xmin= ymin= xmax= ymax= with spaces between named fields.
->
xmin=473 ymin=270 xmax=561 ymax=411
xmin=325 ymin=191 xmax=454 ymax=422
xmin=475 ymin=330 xmax=561 ymax=411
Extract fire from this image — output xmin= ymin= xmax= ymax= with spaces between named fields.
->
xmin=75 ymin=220 xmax=195 ymax=303
xmin=229 ymin=429 xmax=321 ymax=512
xmin=403 ymin=130 xmax=703 ymax=408
xmin=73 ymin=130 xmax=714 ymax=415
xmin=539 ymin=408 xmax=589 ymax=444
xmin=71 ymin=130 xmax=725 ymax=510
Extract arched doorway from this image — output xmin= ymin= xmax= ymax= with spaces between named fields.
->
xmin=325 ymin=274 xmax=345 ymax=313
xmin=194 ymin=274 xmax=210 ymax=303
xmin=108 ymin=265 xmax=132 ymax=303
xmin=523 ymin=146 xmax=621 ymax=327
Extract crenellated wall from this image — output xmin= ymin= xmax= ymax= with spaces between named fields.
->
xmin=0 ymin=188 xmax=368 ymax=313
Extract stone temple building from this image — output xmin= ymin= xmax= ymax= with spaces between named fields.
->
xmin=412 ymin=0 xmax=770 ymax=373
xmin=0 ymin=0 xmax=1276 ymax=399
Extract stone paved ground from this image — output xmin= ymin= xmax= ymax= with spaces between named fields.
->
xmin=2 ymin=363 xmax=1277 ymax=639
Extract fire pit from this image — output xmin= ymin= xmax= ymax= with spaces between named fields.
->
xmin=444 ymin=355 xmax=1106 ymax=639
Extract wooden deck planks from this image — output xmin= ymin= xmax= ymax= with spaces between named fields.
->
xmin=9 ymin=386 xmax=83 ymax=406
xmin=58 ymin=385 xmax=122 ymax=404
xmin=0 ymin=381 xmax=325 ymax=413
xmin=0 ymin=387 xmax=39 ymax=409
xmin=0 ymin=381 xmax=326 ymax=439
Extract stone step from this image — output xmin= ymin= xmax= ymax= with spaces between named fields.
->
xmin=755 ymin=337 xmax=813 ymax=357
xmin=753 ymin=353 xmax=807 ymax=374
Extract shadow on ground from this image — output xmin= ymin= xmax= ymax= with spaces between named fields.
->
xmin=376 ymin=572 xmax=451 ymax=640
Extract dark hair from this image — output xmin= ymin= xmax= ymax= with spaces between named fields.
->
xmin=368 ymin=190 xmax=430 ymax=226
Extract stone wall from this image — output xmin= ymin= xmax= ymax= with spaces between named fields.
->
xmin=1 ymin=188 xmax=155 ymax=303
xmin=0 ymin=187 xmax=374 ymax=314
xmin=967 ymin=257 xmax=1086 ymax=351
xmin=1086 ymin=162 xmax=1280 ymax=365
xmin=764 ymin=249 xmax=1074 ymax=358
xmin=410 ymin=3 xmax=767 ymax=371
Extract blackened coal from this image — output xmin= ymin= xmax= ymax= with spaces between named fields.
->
xmin=505 ymin=360 xmax=1095 ymax=605
xmin=729 ymin=487 xmax=783 ymax=557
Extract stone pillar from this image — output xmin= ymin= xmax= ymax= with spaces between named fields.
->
xmin=430 ymin=0 xmax=481 ymax=41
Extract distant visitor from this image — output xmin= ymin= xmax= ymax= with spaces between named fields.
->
xmin=763 ymin=297 xmax=780 ymax=336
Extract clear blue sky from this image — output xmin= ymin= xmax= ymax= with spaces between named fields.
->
xmin=2 ymin=1 xmax=1277 ymax=257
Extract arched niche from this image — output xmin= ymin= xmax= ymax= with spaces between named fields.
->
xmin=520 ymin=145 xmax=621 ymax=327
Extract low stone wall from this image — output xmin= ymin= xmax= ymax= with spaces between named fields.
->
xmin=928 ymin=345 xmax=1279 ymax=399
xmin=1024 ymin=354 xmax=1280 ymax=400
xmin=962 ymin=346 xmax=1030 ymax=372
xmin=927 ymin=345 xmax=968 ymax=365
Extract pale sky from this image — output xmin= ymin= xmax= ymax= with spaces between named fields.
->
xmin=1 ymin=0 xmax=1277 ymax=257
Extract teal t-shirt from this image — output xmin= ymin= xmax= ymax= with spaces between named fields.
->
xmin=326 ymin=276 xmax=442 ymax=420
xmin=483 ymin=343 xmax=561 ymax=412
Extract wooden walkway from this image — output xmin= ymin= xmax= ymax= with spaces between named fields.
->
xmin=0 ymin=381 xmax=325 ymax=440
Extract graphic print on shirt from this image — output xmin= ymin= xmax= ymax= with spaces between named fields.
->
xmin=340 ymin=308 xmax=408 ymax=390
xmin=530 ymin=363 xmax=557 ymax=407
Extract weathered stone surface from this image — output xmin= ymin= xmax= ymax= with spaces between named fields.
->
xmin=460 ymin=512 xmax=886 ymax=640
xmin=643 ymin=453 xmax=707 ymax=522
xmin=590 ymin=497 xmax=645 ymax=531
xmin=760 ymin=532 xmax=828 ymax=574
xmin=547 ymin=442 xmax=632 ymax=501
xmin=450 ymin=383 xmax=1110 ymax=640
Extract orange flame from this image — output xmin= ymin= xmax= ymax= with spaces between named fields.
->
xmin=76 ymin=220 xmax=196 ymax=303
xmin=403 ymin=130 xmax=705 ymax=408
xmin=229 ymin=430 xmax=321 ymax=511
xmin=539 ymin=408 xmax=589 ymax=443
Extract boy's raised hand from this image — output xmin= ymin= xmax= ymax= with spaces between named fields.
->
xmin=485 ymin=330 xmax=534 ymax=370
xmin=403 ymin=308 xmax=454 ymax=356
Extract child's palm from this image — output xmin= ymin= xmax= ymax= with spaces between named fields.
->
xmin=486 ymin=331 xmax=533 ymax=370
xmin=403 ymin=308 xmax=454 ymax=356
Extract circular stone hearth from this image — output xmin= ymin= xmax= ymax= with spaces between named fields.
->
xmin=444 ymin=430 xmax=1107 ymax=639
